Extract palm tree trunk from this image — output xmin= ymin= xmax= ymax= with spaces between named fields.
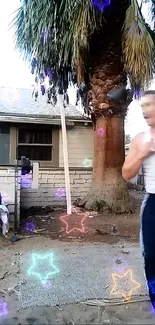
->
xmin=80 ymin=6 xmax=133 ymax=212
xmin=85 ymin=116 xmax=132 ymax=212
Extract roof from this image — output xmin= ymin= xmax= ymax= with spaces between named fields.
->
xmin=0 ymin=87 xmax=91 ymax=125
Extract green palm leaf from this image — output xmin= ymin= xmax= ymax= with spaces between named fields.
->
xmin=122 ymin=0 xmax=155 ymax=91
xmin=12 ymin=0 xmax=155 ymax=93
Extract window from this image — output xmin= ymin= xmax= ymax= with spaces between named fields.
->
xmin=17 ymin=127 xmax=53 ymax=161
xmin=0 ymin=124 xmax=10 ymax=165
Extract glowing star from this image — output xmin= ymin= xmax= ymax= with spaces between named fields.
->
xmin=110 ymin=269 xmax=141 ymax=300
xmin=97 ymin=128 xmax=105 ymax=136
xmin=21 ymin=174 xmax=32 ymax=189
xmin=129 ymin=23 xmax=142 ymax=39
xmin=83 ymin=158 xmax=93 ymax=168
xmin=25 ymin=221 xmax=36 ymax=232
xmin=55 ymin=188 xmax=65 ymax=199
xmin=112 ymin=255 xmax=128 ymax=274
xmin=42 ymin=280 xmax=52 ymax=289
xmin=92 ymin=0 xmax=110 ymax=11
xmin=40 ymin=29 xmax=49 ymax=40
xmin=27 ymin=253 xmax=60 ymax=283
xmin=0 ymin=302 xmax=8 ymax=317
xmin=68 ymin=129 xmax=79 ymax=138
xmin=60 ymin=213 xmax=87 ymax=234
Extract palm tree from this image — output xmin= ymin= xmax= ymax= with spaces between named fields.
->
xmin=12 ymin=0 xmax=155 ymax=212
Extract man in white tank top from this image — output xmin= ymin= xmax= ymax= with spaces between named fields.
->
xmin=122 ymin=90 xmax=155 ymax=309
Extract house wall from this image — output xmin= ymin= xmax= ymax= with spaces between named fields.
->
xmin=59 ymin=125 xmax=94 ymax=167
xmin=20 ymin=168 xmax=92 ymax=208
xmin=4 ymin=123 xmax=94 ymax=168
xmin=0 ymin=122 xmax=94 ymax=212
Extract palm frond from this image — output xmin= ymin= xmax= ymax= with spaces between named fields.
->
xmin=122 ymin=0 xmax=155 ymax=91
xmin=12 ymin=0 xmax=101 ymax=84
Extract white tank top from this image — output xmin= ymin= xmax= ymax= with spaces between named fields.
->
xmin=143 ymin=128 xmax=155 ymax=193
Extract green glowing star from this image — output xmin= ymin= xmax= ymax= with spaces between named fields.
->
xmin=83 ymin=158 xmax=93 ymax=168
xmin=27 ymin=253 xmax=60 ymax=283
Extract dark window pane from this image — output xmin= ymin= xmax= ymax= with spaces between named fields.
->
xmin=18 ymin=146 xmax=52 ymax=161
xmin=18 ymin=129 xmax=52 ymax=144
xmin=0 ymin=125 xmax=10 ymax=134
xmin=0 ymin=125 xmax=10 ymax=165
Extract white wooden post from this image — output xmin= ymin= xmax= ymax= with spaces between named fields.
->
xmin=58 ymin=95 xmax=72 ymax=215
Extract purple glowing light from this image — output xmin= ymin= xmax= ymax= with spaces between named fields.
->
xmin=97 ymin=128 xmax=105 ymax=136
xmin=134 ymin=90 xmax=142 ymax=98
xmin=92 ymin=0 xmax=110 ymax=11
xmin=129 ymin=23 xmax=143 ymax=40
xmin=25 ymin=222 xmax=36 ymax=232
xmin=112 ymin=255 xmax=128 ymax=274
xmin=151 ymin=304 xmax=155 ymax=314
xmin=55 ymin=188 xmax=65 ymax=199
xmin=21 ymin=174 xmax=32 ymax=189
xmin=0 ymin=302 xmax=8 ymax=317
xmin=40 ymin=29 xmax=49 ymax=40
xmin=1 ymin=193 xmax=9 ymax=204
xmin=149 ymin=279 xmax=155 ymax=295
xmin=42 ymin=280 xmax=52 ymax=289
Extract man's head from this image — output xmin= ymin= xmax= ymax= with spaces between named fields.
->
xmin=141 ymin=90 xmax=155 ymax=126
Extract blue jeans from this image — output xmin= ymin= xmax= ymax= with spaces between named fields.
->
xmin=140 ymin=193 xmax=155 ymax=308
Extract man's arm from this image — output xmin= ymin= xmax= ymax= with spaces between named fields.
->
xmin=122 ymin=134 xmax=144 ymax=181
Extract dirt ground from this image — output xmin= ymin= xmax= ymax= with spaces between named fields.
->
xmin=0 ymin=189 xmax=154 ymax=325
xmin=18 ymin=190 xmax=143 ymax=245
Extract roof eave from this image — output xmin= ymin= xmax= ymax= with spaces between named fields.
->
xmin=0 ymin=115 xmax=92 ymax=125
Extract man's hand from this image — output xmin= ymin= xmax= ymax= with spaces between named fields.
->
xmin=138 ymin=139 xmax=155 ymax=160
xmin=122 ymin=133 xmax=154 ymax=181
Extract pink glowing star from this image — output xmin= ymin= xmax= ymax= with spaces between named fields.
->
xmin=60 ymin=213 xmax=87 ymax=234
xmin=97 ymin=128 xmax=105 ymax=136
xmin=55 ymin=188 xmax=65 ymax=199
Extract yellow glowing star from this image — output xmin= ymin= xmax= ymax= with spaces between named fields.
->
xmin=110 ymin=269 xmax=141 ymax=300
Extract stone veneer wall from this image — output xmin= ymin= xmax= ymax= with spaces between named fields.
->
xmin=20 ymin=168 xmax=93 ymax=208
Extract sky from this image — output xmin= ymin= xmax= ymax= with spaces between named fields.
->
xmin=0 ymin=0 xmax=154 ymax=138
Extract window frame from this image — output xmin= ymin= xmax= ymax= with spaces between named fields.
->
xmin=10 ymin=124 xmax=59 ymax=167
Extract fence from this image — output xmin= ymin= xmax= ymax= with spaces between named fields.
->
xmin=0 ymin=166 xmax=20 ymax=230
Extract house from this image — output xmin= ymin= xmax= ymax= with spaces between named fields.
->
xmin=0 ymin=87 xmax=94 ymax=216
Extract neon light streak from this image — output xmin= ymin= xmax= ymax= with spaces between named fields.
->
xmin=110 ymin=269 xmax=141 ymax=300
xmin=60 ymin=213 xmax=87 ymax=234
xmin=27 ymin=253 xmax=60 ymax=283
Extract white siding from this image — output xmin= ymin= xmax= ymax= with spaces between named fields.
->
xmin=59 ymin=125 xmax=94 ymax=167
